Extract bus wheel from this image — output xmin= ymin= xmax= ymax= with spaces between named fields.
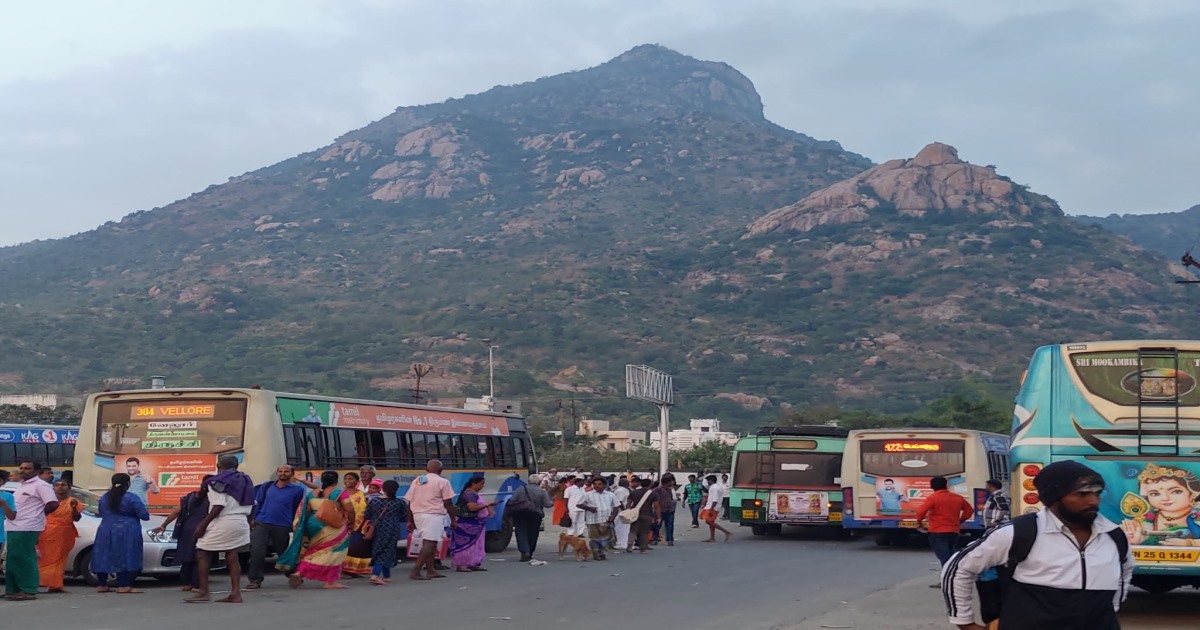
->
xmin=484 ymin=518 xmax=514 ymax=554
xmin=751 ymin=525 xmax=768 ymax=536
xmin=1132 ymin=576 xmax=1180 ymax=594
xmin=767 ymin=524 xmax=784 ymax=536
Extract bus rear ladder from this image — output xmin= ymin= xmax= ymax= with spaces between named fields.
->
xmin=1136 ymin=347 xmax=1182 ymax=456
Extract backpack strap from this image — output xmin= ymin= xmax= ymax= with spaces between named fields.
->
xmin=1005 ymin=513 xmax=1040 ymax=569
xmin=1006 ymin=512 xmax=1128 ymax=569
xmin=1106 ymin=527 xmax=1129 ymax=565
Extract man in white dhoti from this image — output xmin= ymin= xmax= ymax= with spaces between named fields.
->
xmin=186 ymin=454 xmax=254 ymax=604
xmin=565 ymin=476 xmax=587 ymax=537
xmin=612 ymin=477 xmax=631 ymax=551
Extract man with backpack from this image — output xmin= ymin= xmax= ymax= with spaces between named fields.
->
xmin=941 ymin=460 xmax=1133 ymax=630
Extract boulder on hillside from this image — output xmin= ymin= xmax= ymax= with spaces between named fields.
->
xmin=743 ymin=142 xmax=1059 ymax=238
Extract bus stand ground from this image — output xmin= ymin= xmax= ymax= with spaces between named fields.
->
xmin=787 ymin=574 xmax=1197 ymax=630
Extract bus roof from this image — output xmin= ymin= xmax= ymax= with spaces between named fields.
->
xmin=847 ymin=428 xmax=1008 ymax=439
xmin=1050 ymin=339 xmax=1200 ymax=351
xmin=755 ymin=425 xmax=849 ymax=438
xmin=85 ymin=387 xmax=522 ymax=420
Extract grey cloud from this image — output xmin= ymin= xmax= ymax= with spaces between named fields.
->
xmin=1 ymin=1 xmax=1198 ymax=246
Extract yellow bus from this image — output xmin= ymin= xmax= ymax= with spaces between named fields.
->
xmin=840 ymin=428 xmax=1009 ymax=545
xmin=73 ymin=387 xmax=534 ymax=551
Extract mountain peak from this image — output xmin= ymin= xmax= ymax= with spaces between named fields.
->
xmin=743 ymin=143 xmax=1060 ymax=238
xmin=911 ymin=142 xmax=960 ymax=167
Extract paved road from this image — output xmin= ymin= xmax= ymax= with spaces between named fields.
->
xmin=2 ymin=523 xmax=933 ymax=630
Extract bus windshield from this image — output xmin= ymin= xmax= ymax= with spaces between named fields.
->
xmin=860 ymin=439 xmax=965 ymax=477
xmin=734 ymin=452 xmax=842 ymax=487
xmin=96 ymin=399 xmax=247 ymax=455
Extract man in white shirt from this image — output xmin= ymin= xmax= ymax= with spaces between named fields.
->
xmin=187 ymin=455 xmax=254 ymax=604
xmin=564 ymin=476 xmax=587 ymax=537
xmin=701 ymin=474 xmax=731 ymax=542
xmin=577 ymin=477 xmax=620 ymax=560
xmin=611 ymin=478 xmax=631 ymax=551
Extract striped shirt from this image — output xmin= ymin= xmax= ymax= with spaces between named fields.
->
xmin=578 ymin=490 xmax=619 ymax=525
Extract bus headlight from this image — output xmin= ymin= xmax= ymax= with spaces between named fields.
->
xmin=1022 ymin=464 xmax=1042 ymax=477
xmin=1022 ymin=492 xmax=1040 ymax=505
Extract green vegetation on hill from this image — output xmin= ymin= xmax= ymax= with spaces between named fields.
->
xmin=0 ymin=45 xmax=1195 ymax=436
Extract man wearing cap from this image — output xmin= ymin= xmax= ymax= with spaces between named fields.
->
xmin=940 ymin=460 xmax=1134 ymax=630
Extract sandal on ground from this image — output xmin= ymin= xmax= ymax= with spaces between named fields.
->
xmin=244 ymin=582 xmax=262 ymax=590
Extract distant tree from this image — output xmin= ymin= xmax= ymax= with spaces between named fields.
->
xmin=0 ymin=404 xmax=80 ymax=425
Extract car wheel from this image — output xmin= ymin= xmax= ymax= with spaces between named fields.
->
xmin=76 ymin=548 xmax=100 ymax=587
xmin=751 ymin=525 xmax=767 ymax=536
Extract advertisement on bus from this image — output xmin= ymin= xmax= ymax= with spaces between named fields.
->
xmin=769 ymin=491 xmax=829 ymax=522
xmin=277 ymin=397 xmax=509 ymax=436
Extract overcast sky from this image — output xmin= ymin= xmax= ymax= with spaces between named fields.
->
xmin=1 ymin=0 xmax=1196 ymax=247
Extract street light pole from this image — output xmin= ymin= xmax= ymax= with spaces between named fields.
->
xmin=481 ymin=338 xmax=498 ymax=407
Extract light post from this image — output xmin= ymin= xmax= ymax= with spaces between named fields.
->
xmin=480 ymin=338 xmax=498 ymax=406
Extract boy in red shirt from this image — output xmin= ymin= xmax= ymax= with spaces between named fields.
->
xmin=915 ymin=475 xmax=973 ymax=583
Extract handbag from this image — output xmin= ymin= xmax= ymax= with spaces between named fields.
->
xmin=362 ymin=519 xmax=376 ymax=540
xmin=618 ymin=489 xmax=653 ymax=524
xmin=456 ymin=492 xmax=480 ymax=519
xmin=315 ymin=496 xmax=346 ymax=528
xmin=505 ymin=486 xmax=535 ymax=517
xmin=558 ymin=513 xmax=572 ymax=528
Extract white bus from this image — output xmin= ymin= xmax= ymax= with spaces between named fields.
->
xmin=840 ymin=428 xmax=1009 ymax=544
xmin=73 ymin=387 xmax=535 ymax=552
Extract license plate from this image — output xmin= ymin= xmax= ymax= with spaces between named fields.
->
xmin=828 ymin=512 xmax=842 ymax=522
xmin=1133 ymin=549 xmax=1200 ymax=563
xmin=741 ymin=509 xmax=758 ymax=520
xmin=898 ymin=520 xmax=920 ymax=528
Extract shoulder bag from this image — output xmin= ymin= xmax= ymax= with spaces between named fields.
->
xmin=618 ymin=489 xmax=652 ymax=524
xmin=315 ymin=491 xmax=347 ymax=528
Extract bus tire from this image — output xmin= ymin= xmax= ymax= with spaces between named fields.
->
xmin=484 ymin=517 xmax=513 ymax=553
xmin=767 ymin=524 xmax=784 ymax=536
xmin=1132 ymin=576 xmax=1180 ymax=594
xmin=751 ymin=525 xmax=768 ymax=536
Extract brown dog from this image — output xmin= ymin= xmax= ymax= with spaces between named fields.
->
xmin=557 ymin=533 xmax=591 ymax=561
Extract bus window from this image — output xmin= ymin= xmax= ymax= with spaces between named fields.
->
xmin=860 ymin=440 xmax=966 ymax=477
xmin=462 ymin=437 xmax=479 ymax=467
xmin=512 ymin=436 xmax=527 ymax=469
xmin=284 ymin=426 xmax=298 ymax=463
xmin=482 ymin=437 xmax=497 ymax=468
xmin=436 ymin=434 xmax=454 ymax=466
xmin=14 ymin=443 xmax=36 ymax=463
xmin=987 ymin=452 xmax=1010 ymax=482
xmin=362 ymin=430 xmax=386 ymax=466
xmin=96 ymin=399 xmax=247 ymax=455
xmin=497 ymin=437 xmax=511 ymax=467
xmin=329 ymin=429 xmax=358 ymax=468
xmin=382 ymin=432 xmax=403 ymax=468
xmin=448 ymin=435 xmax=466 ymax=467
xmin=0 ymin=443 xmax=13 ymax=466
xmin=411 ymin=433 xmax=429 ymax=463
xmin=46 ymin=444 xmax=65 ymax=467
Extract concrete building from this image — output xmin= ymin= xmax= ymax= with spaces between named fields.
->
xmin=0 ymin=394 xmax=58 ymax=408
xmin=578 ymin=419 xmax=649 ymax=452
xmin=649 ymin=418 xmax=737 ymax=450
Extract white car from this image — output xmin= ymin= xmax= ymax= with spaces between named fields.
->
xmin=1 ymin=481 xmax=181 ymax=585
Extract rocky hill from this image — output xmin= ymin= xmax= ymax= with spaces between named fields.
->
xmin=0 ymin=45 xmax=1190 ymax=430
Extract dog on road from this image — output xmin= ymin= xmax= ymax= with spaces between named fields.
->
xmin=558 ymin=533 xmax=591 ymax=561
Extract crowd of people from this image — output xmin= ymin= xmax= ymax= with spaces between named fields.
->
xmin=1 ymin=458 xmax=734 ymax=603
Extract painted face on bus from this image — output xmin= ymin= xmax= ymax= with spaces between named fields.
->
xmin=1142 ymin=478 xmax=1195 ymax=518
xmin=125 ymin=460 xmax=141 ymax=476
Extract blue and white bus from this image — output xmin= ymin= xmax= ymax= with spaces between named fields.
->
xmin=1010 ymin=340 xmax=1200 ymax=592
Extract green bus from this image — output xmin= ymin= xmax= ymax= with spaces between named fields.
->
xmin=731 ymin=426 xmax=850 ymax=535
